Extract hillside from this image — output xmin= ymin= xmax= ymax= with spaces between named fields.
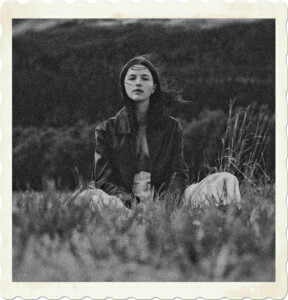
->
xmin=13 ymin=19 xmax=274 ymax=128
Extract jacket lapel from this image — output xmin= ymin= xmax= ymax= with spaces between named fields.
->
xmin=115 ymin=107 xmax=131 ymax=134
xmin=115 ymin=107 xmax=137 ymax=187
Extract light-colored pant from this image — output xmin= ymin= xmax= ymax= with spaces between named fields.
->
xmin=183 ymin=172 xmax=242 ymax=208
xmin=68 ymin=187 xmax=130 ymax=214
xmin=131 ymin=171 xmax=241 ymax=208
xmin=69 ymin=172 xmax=241 ymax=212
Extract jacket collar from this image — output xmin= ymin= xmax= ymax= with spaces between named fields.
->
xmin=115 ymin=107 xmax=132 ymax=134
xmin=115 ymin=106 xmax=167 ymax=134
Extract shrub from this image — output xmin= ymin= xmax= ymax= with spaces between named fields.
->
xmin=182 ymin=109 xmax=227 ymax=182
xmin=13 ymin=122 xmax=97 ymax=190
xmin=212 ymin=100 xmax=273 ymax=185
xmin=182 ymin=102 xmax=274 ymax=185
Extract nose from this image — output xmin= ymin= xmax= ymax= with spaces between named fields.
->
xmin=135 ymin=78 xmax=142 ymax=86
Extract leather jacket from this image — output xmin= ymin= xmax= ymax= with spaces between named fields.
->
xmin=93 ymin=106 xmax=189 ymax=206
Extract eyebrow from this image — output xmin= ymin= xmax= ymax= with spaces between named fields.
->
xmin=127 ymin=73 xmax=151 ymax=77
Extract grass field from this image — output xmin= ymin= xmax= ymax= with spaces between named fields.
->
xmin=11 ymin=19 xmax=275 ymax=282
xmin=13 ymin=182 xmax=275 ymax=282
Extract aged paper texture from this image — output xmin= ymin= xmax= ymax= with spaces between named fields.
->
xmin=1 ymin=0 xmax=287 ymax=299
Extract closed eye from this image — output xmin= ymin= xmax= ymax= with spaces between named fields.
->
xmin=126 ymin=74 xmax=152 ymax=81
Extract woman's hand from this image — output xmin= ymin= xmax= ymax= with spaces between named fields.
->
xmin=116 ymin=192 xmax=134 ymax=208
xmin=116 ymin=193 xmax=143 ymax=208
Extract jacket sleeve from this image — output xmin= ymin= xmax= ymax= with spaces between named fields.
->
xmin=166 ymin=121 xmax=189 ymax=199
xmin=93 ymin=123 xmax=133 ymax=206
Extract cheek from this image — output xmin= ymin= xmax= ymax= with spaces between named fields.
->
xmin=124 ymin=84 xmax=132 ymax=95
xmin=147 ymin=84 xmax=155 ymax=94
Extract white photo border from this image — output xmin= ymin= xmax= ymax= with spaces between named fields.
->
xmin=1 ymin=1 xmax=287 ymax=299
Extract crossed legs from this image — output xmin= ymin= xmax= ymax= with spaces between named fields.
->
xmin=69 ymin=172 xmax=241 ymax=211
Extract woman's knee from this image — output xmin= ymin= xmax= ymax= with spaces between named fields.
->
xmin=221 ymin=172 xmax=240 ymax=190
xmin=209 ymin=172 xmax=236 ymax=183
xmin=217 ymin=172 xmax=241 ymax=204
xmin=73 ymin=189 xmax=101 ymax=207
xmin=183 ymin=172 xmax=241 ymax=208
xmin=221 ymin=172 xmax=237 ymax=181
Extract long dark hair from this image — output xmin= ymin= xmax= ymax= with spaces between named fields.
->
xmin=119 ymin=56 xmax=165 ymax=129
xmin=120 ymin=55 xmax=191 ymax=129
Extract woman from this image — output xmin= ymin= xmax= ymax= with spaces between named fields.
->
xmin=72 ymin=56 xmax=241 ymax=212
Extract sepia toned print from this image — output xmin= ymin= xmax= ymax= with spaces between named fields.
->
xmin=1 ymin=1 xmax=287 ymax=299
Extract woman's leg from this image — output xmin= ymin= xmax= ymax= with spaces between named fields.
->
xmin=67 ymin=187 xmax=131 ymax=214
xmin=183 ymin=172 xmax=241 ymax=208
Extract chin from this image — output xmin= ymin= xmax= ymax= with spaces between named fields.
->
xmin=131 ymin=97 xmax=148 ymax=102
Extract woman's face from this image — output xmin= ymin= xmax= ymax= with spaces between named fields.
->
xmin=124 ymin=64 xmax=156 ymax=102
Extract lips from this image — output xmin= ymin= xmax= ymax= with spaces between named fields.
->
xmin=133 ymin=89 xmax=143 ymax=93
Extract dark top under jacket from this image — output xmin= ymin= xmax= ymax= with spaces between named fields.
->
xmin=93 ymin=106 xmax=189 ymax=206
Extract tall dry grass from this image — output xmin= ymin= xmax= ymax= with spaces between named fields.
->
xmin=212 ymin=100 xmax=272 ymax=187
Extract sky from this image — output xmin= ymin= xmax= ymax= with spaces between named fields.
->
xmin=12 ymin=18 xmax=259 ymax=36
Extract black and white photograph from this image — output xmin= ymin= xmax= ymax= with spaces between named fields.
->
xmin=12 ymin=17 xmax=275 ymax=280
xmin=1 ymin=1 xmax=287 ymax=299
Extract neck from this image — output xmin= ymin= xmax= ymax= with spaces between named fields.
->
xmin=134 ymin=99 xmax=149 ymax=122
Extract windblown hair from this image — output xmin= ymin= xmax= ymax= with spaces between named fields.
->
xmin=119 ymin=55 xmax=165 ymax=129
xmin=119 ymin=54 xmax=191 ymax=130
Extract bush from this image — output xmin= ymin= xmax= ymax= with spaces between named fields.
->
xmin=13 ymin=103 xmax=274 ymax=190
xmin=182 ymin=109 xmax=227 ymax=182
xmin=212 ymin=101 xmax=274 ymax=184
xmin=13 ymin=121 xmax=97 ymax=190
xmin=182 ymin=103 xmax=274 ymax=184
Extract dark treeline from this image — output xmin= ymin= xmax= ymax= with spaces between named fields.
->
xmin=13 ymin=19 xmax=274 ymax=127
xmin=12 ymin=19 xmax=275 ymax=190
